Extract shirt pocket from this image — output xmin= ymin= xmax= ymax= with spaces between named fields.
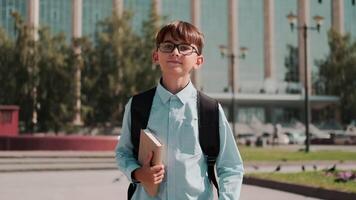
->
xmin=178 ymin=117 xmax=201 ymax=156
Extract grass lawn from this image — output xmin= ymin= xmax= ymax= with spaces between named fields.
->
xmin=239 ymin=146 xmax=356 ymax=162
xmin=247 ymin=171 xmax=356 ymax=193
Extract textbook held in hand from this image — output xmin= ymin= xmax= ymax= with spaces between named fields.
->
xmin=138 ymin=129 xmax=163 ymax=197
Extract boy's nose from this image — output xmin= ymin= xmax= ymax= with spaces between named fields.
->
xmin=170 ymin=47 xmax=180 ymax=56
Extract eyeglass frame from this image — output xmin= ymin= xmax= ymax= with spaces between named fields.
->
xmin=157 ymin=41 xmax=200 ymax=56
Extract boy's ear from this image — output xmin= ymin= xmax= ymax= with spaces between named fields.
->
xmin=194 ymin=55 xmax=204 ymax=69
xmin=152 ymin=51 xmax=159 ymax=64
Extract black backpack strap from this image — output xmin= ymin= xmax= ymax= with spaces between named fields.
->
xmin=130 ymin=87 xmax=157 ymax=159
xmin=127 ymin=183 xmax=137 ymax=200
xmin=197 ymin=91 xmax=220 ymax=195
xmin=128 ymin=87 xmax=156 ymax=200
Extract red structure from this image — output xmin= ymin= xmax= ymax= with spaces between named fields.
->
xmin=0 ymin=135 xmax=118 ymax=151
xmin=0 ymin=105 xmax=119 ymax=151
xmin=0 ymin=105 xmax=19 ymax=136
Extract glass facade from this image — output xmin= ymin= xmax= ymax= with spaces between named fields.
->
xmin=124 ymin=0 xmax=151 ymax=33
xmin=344 ymin=0 xmax=356 ymax=38
xmin=82 ymin=0 xmax=111 ymax=39
xmin=238 ymin=0 xmax=264 ymax=92
xmin=1 ymin=0 xmax=355 ymax=124
xmin=201 ymin=0 xmax=228 ymax=92
xmin=162 ymin=0 xmax=190 ymax=22
xmin=0 ymin=0 xmax=27 ymax=37
xmin=238 ymin=107 xmax=265 ymax=123
xmin=1 ymin=1 xmax=354 ymax=77
xmin=40 ymin=0 xmax=71 ymax=37
xmin=309 ymin=0 xmax=331 ymax=78
xmin=274 ymin=0 xmax=297 ymax=83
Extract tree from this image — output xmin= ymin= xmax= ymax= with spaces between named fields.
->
xmin=284 ymin=44 xmax=300 ymax=94
xmin=82 ymin=11 xmax=142 ymax=126
xmin=315 ymin=30 xmax=356 ymax=123
xmin=2 ymin=12 xmax=38 ymax=132
xmin=36 ymin=28 xmax=74 ymax=132
xmin=136 ymin=0 xmax=162 ymax=91
xmin=1 ymin=13 xmax=74 ymax=133
xmin=1 ymin=7 xmax=164 ymax=132
xmin=82 ymin=5 xmax=162 ymax=126
xmin=0 ymin=27 xmax=16 ymax=103
xmin=284 ymin=44 xmax=299 ymax=82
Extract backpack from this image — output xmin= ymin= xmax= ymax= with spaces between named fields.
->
xmin=128 ymin=87 xmax=220 ymax=199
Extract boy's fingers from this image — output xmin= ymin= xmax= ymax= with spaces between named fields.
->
xmin=153 ymin=173 xmax=164 ymax=182
xmin=153 ymin=175 xmax=164 ymax=184
xmin=152 ymin=168 xmax=164 ymax=175
xmin=154 ymin=169 xmax=165 ymax=177
xmin=151 ymin=164 xmax=164 ymax=171
xmin=154 ymin=180 xmax=162 ymax=184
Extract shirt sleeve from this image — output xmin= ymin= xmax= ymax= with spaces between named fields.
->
xmin=216 ymin=104 xmax=244 ymax=200
xmin=115 ymin=98 xmax=141 ymax=183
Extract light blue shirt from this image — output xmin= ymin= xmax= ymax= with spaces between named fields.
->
xmin=115 ymin=81 xmax=244 ymax=200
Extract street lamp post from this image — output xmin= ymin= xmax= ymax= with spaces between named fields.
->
xmin=219 ymin=45 xmax=248 ymax=136
xmin=287 ymin=12 xmax=324 ymax=153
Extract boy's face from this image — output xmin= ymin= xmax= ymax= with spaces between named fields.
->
xmin=153 ymin=34 xmax=204 ymax=79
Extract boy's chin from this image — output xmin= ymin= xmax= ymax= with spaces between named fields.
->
xmin=163 ymin=67 xmax=183 ymax=73
xmin=162 ymin=71 xmax=190 ymax=79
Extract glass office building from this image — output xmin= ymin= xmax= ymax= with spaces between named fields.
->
xmin=1 ymin=0 xmax=355 ymax=124
xmin=0 ymin=0 xmax=27 ymax=37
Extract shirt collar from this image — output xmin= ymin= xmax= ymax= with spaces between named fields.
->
xmin=157 ymin=79 xmax=196 ymax=105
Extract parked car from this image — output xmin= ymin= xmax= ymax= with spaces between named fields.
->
xmin=261 ymin=132 xmax=289 ymax=145
xmin=331 ymin=134 xmax=356 ymax=145
xmin=236 ymin=133 xmax=257 ymax=146
xmin=284 ymin=131 xmax=306 ymax=144
xmin=345 ymin=124 xmax=356 ymax=135
xmin=318 ymin=121 xmax=345 ymax=135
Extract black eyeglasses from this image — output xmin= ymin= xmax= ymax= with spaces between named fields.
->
xmin=158 ymin=42 xmax=199 ymax=56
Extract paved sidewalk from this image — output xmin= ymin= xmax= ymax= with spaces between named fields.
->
xmin=1 ymin=151 xmax=355 ymax=173
xmin=0 ymin=170 xmax=322 ymax=200
xmin=1 ymin=150 xmax=355 ymax=199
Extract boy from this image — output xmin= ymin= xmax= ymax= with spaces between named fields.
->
xmin=115 ymin=21 xmax=244 ymax=199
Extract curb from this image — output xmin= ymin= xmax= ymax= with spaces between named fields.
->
xmin=0 ymin=167 xmax=117 ymax=173
xmin=243 ymin=176 xmax=356 ymax=200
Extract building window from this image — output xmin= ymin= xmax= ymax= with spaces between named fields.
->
xmin=52 ymin=11 xmax=57 ymax=20
xmin=237 ymin=107 xmax=265 ymax=123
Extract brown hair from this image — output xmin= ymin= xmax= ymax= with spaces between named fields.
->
xmin=155 ymin=21 xmax=204 ymax=55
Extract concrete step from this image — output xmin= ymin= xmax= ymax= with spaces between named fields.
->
xmin=0 ymin=151 xmax=117 ymax=172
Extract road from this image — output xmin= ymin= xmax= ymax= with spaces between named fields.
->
xmin=0 ymin=170 xmax=322 ymax=200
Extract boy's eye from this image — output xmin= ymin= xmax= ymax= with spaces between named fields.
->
xmin=178 ymin=45 xmax=192 ymax=52
xmin=161 ymin=43 xmax=174 ymax=50
xmin=158 ymin=42 xmax=198 ymax=55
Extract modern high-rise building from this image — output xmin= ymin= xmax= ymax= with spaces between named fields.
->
xmin=0 ymin=0 xmax=27 ymax=36
xmin=1 ymin=0 xmax=356 ymax=125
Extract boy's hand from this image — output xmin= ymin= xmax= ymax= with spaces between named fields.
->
xmin=133 ymin=151 xmax=165 ymax=185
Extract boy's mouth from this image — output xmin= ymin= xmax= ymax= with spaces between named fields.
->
xmin=167 ymin=60 xmax=182 ymax=65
